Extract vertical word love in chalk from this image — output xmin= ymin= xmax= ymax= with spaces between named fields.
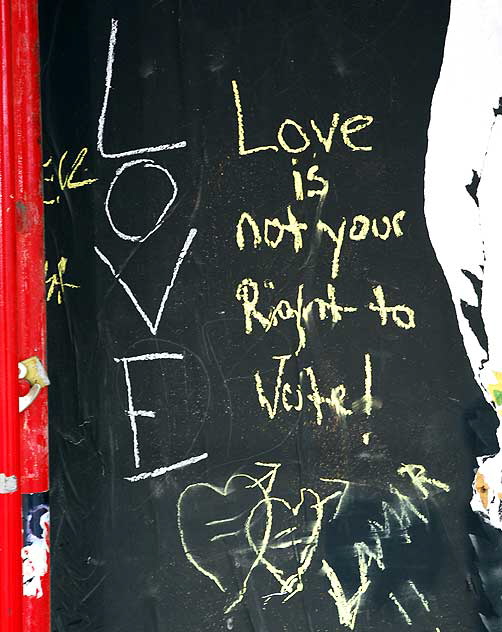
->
xmin=94 ymin=19 xmax=206 ymax=480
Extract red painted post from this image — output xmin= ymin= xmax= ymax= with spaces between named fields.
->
xmin=0 ymin=1 xmax=48 ymax=631
xmin=13 ymin=1 xmax=50 ymax=630
xmin=0 ymin=0 xmax=23 ymax=627
xmin=13 ymin=2 xmax=47 ymax=490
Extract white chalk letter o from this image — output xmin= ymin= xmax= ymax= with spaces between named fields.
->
xmin=105 ymin=158 xmax=178 ymax=242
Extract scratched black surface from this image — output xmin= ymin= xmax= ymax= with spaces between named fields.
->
xmin=39 ymin=1 xmax=501 ymax=631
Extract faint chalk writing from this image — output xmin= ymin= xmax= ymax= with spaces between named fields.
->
xmin=178 ymin=462 xmax=449 ymax=628
xmin=43 ymin=147 xmax=98 ymax=205
xmin=45 ymin=257 xmax=80 ymax=304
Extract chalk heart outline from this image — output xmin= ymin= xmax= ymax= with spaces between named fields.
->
xmin=246 ymin=488 xmax=325 ymax=601
xmin=177 ymin=464 xmax=280 ymax=614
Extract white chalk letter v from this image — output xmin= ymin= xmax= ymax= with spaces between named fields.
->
xmin=95 ymin=228 xmax=197 ymax=335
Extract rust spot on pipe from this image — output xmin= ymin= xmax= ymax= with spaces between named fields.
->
xmin=16 ymin=198 xmax=31 ymax=232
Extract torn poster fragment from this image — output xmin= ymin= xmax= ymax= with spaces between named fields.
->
xmin=424 ymin=0 xmax=502 ymax=529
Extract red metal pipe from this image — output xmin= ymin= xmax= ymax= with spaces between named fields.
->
xmin=12 ymin=1 xmax=49 ymax=630
xmin=0 ymin=1 xmax=48 ymax=631
xmin=0 ymin=0 xmax=23 ymax=627
xmin=13 ymin=1 xmax=47 ymax=492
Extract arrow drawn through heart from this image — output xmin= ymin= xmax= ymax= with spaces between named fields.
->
xmin=177 ymin=463 xmax=281 ymax=613
xmin=177 ymin=464 xmax=350 ymax=613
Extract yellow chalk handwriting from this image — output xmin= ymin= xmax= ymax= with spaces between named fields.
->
xmin=231 ymin=80 xmax=279 ymax=155
xmin=321 ymin=469 xmax=448 ymax=628
xmin=397 ymin=463 xmax=450 ymax=498
xmin=179 ymin=463 xmax=349 ymax=613
xmin=388 ymin=484 xmax=428 ymax=531
xmin=247 ymin=488 xmax=320 ymax=600
xmin=317 ymin=218 xmax=346 ymax=279
xmin=45 ymin=257 xmax=80 ymax=304
xmin=178 ymin=463 xmax=349 ymax=614
xmin=290 ymin=160 xmax=330 ymax=201
xmin=305 ymin=165 xmax=330 ymax=199
xmin=277 ymin=119 xmax=310 ymax=153
xmin=408 ymin=580 xmax=430 ymax=612
xmin=310 ymin=113 xmax=340 ymax=153
xmin=305 ymin=367 xmax=353 ymax=425
xmin=235 ymin=209 xmax=407 ymax=284
xmin=389 ymin=591 xmax=412 ymax=626
xmin=245 ymin=476 xmax=349 ymax=605
xmin=340 ymin=115 xmax=374 ymax=151
xmin=370 ymin=471 xmax=449 ymax=547
xmin=58 ymin=148 xmax=98 ymax=190
xmin=236 ymin=278 xmax=357 ymax=356
xmin=291 ymin=159 xmax=305 ymax=200
xmin=43 ymin=147 xmax=98 ymax=205
xmin=177 ymin=463 xmax=281 ymax=611
xmin=254 ymin=353 xmax=373 ymax=424
xmin=179 ymin=463 xmax=450 ymax=618
xmin=231 ymin=80 xmax=374 ymax=156
xmin=368 ymin=285 xmax=415 ymax=329
xmin=322 ymin=552 xmax=371 ymax=630
xmin=236 ymin=206 xmax=307 ymax=252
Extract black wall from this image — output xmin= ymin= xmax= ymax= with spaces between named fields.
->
xmin=40 ymin=2 xmax=498 ymax=630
